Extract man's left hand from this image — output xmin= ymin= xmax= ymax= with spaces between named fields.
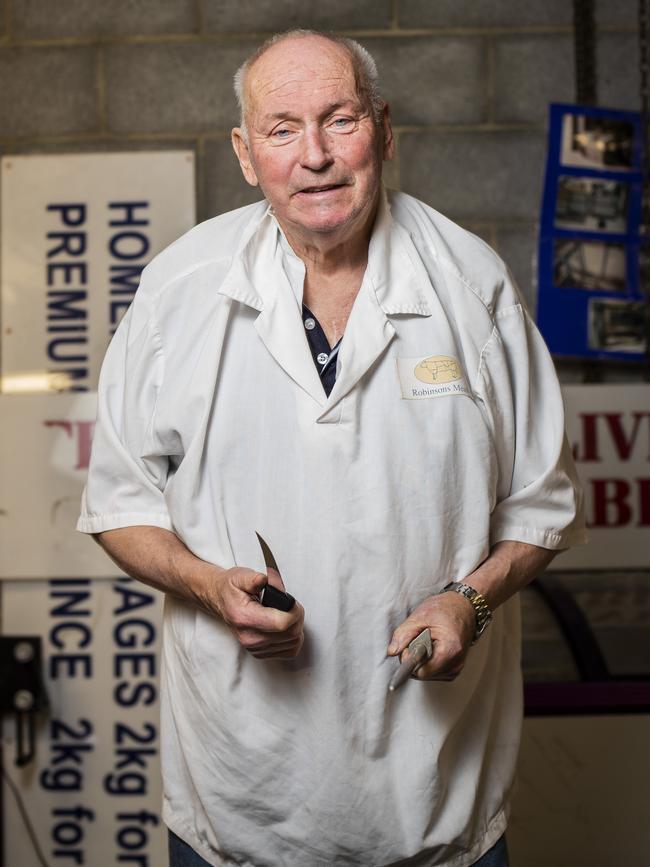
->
xmin=387 ymin=592 xmax=476 ymax=682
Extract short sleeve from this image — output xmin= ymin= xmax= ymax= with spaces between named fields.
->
xmin=475 ymin=303 xmax=587 ymax=550
xmin=77 ymin=289 xmax=173 ymax=534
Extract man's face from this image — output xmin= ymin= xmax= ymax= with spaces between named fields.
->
xmin=232 ymin=36 xmax=394 ymax=245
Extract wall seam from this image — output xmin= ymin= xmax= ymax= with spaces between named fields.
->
xmin=3 ymin=0 xmax=11 ymax=41
xmin=6 ymin=26 xmax=584 ymax=48
xmin=390 ymin=0 xmax=399 ymax=30
xmin=485 ymin=37 xmax=496 ymax=124
xmin=96 ymin=45 xmax=107 ymax=135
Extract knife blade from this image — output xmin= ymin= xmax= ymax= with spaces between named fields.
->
xmin=388 ymin=628 xmax=433 ymax=692
xmin=255 ymin=532 xmax=296 ymax=612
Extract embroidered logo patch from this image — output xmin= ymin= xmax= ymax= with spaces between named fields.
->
xmin=396 ymin=355 xmax=470 ymax=400
xmin=414 ymin=355 xmax=462 ymax=384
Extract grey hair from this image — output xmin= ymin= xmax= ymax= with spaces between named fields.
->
xmin=233 ymin=29 xmax=384 ymax=139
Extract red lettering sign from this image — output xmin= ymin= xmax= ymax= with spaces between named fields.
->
xmin=44 ymin=420 xmax=95 ymax=470
xmin=574 ymin=412 xmax=650 ymax=463
xmin=587 ymin=477 xmax=650 ymax=527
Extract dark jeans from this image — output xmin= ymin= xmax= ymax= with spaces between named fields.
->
xmin=168 ymin=830 xmax=509 ymax=867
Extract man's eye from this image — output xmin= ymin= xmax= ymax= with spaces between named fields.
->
xmin=272 ymin=128 xmax=292 ymax=138
xmin=332 ymin=118 xmax=353 ymax=128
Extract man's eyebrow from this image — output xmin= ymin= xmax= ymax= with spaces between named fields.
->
xmin=322 ymin=101 xmax=363 ymax=116
xmin=264 ymin=101 xmax=363 ymax=122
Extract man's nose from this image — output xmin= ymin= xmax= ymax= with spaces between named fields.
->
xmin=299 ymin=126 xmax=333 ymax=171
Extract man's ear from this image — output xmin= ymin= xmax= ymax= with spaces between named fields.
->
xmin=380 ymin=103 xmax=395 ymax=162
xmin=231 ymin=128 xmax=259 ymax=187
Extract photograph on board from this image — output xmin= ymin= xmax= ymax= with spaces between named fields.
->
xmin=553 ymin=239 xmax=626 ymax=292
xmin=560 ymin=112 xmax=635 ymax=171
xmin=588 ymin=298 xmax=647 ymax=353
xmin=555 ymin=176 xmax=629 ymax=234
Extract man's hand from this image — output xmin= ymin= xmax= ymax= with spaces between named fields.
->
xmin=205 ymin=566 xmax=305 ymax=660
xmin=386 ymin=541 xmax=559 ymax=682
xmin=95 ymin=526 xmax=304 ymax=661
xmin=387 ymin=592 xmax=475 ymax=682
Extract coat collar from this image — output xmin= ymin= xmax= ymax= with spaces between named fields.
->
xmin=365 ymin=189 xmax=432 ymax=317
xmin=217 ymin=189 xmax=434 ymax=319
xmin=215 ymin=208 xmax=268 ymax=311
xmin=216 ymin=190 xmax=434 ymax=412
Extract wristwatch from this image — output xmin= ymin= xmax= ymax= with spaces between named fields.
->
xmin=442 ymin=582 xmax=493 ymax=643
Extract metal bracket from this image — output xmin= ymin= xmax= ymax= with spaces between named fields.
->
xmin=0 ymin=636 xmax=48 ymax=766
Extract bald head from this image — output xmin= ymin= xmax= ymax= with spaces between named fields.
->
xmin=229 ymin=28 xmax=394 ymax=247
xmin=233 ymin=30 xmax=384 ymax=139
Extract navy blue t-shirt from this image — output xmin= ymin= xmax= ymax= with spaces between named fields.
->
xmin=302 ymin=305 xmax=342 ymax=397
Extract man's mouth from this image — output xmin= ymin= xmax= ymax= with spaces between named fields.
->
xmin=298 ymin=184 xmax=344 ymax=194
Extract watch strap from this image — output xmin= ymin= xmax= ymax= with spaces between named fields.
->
xmin=442 ymin=582 xmax=493 ymax=643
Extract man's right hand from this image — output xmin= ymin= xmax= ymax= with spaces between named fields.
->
xmin=95 ymin=527 xmax=304 ymax=661
xmin=207 ymin=567 xmax=305 ymax=660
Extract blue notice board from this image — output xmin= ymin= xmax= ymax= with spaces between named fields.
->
xmin=536 ymin=103 xmax=646 ymax=360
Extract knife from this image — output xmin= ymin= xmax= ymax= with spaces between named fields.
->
xmin=388 ymin=628 xmax=433 ymax=692
xmin=255 ymin=532 xmax=296 ymax=612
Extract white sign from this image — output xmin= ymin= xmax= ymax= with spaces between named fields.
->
xmin=1 ymin=152 xmax=195 ymax=394
xmin=553 ymin=384 xmax=650 ymax=569
xmin=0 ymin=393 xmax=118 ymax=579
xmin=1 ymin=578 xmax=167 ymax=867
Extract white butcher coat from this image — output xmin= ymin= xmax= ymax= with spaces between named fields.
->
xmin=78 ymin=189 xmax=585 ymax=867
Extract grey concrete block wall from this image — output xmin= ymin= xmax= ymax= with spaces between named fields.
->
xmin=494 ymin=35 xmax=575 ymax=124
xmin=596 ymin=0 xmax=640 ymax=28
xmin=360 ymin=37 xmax=487 ymax=125
xmin=104 ymin=42 xmax=257 ymax=135
xmin=398 ymin=0 xmax=574 ymax=29
xmin=400 ymin=131 xmax=546 ymax=221
xmin=598 ymin=33 xmax=641 ymax=111
xmin=0 ymin=0 xmax=641 ymax=353
xmin=11 ymin=0 xmax=198 ymax=39
xmin=0 ymin=46 xmax=98 ymax=137
xmin=202 ymin=0 xmax=392 ymax=33
xmin=203 ymin=136 xmax=263 ymax=218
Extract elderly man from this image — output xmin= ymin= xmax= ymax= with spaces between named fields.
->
xmin=79 ymin=29 xmax=585 ymax=867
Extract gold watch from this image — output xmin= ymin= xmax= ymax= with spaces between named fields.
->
xmin=442 ymin=582 xmax=492 ymax=643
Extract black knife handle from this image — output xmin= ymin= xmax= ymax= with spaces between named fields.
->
xmin=259 ymin=584 xmax=295 ymax=612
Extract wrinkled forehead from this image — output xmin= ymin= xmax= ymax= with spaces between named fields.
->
xmin=245 ymin=36 xmax=365 ymax=118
